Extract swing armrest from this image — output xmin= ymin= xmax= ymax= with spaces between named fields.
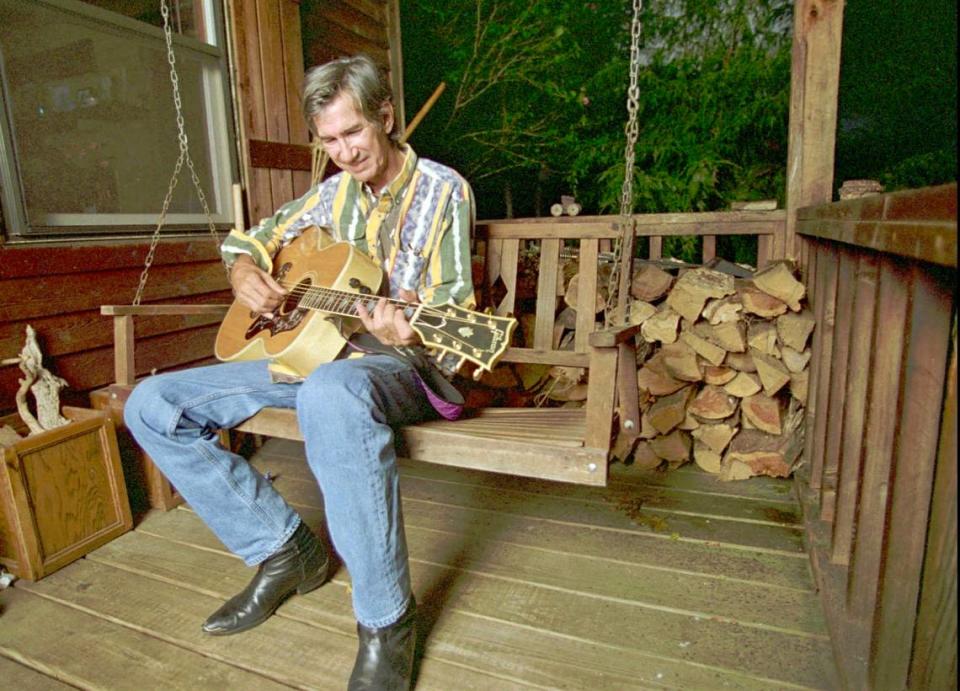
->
xmin=100 ymin=304 xmax=231 ymax=386
xmin=587 ymin=323 xmax=641 ymax=348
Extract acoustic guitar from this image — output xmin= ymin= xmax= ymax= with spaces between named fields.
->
xmin=215 ymin=227 xmax=517 ymax=380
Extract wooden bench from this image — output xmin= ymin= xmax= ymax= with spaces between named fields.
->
xmin=99 ymin=218 xmax=642 ymax=501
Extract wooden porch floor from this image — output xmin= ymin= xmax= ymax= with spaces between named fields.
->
xmin=1 ymin=439 xmax=837 ymax=690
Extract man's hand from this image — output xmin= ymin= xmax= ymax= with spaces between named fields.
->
xmin=230 ymin=255 xmax=287 ymax=317
xmin=356 ymin=289 xmax=421 ymax=347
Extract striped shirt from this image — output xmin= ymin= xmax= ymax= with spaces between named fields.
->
xmin=221 ymin=145 xmax=475 ymax=309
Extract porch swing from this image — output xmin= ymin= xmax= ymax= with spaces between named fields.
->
xmin=100 ymin=0 xmax=646 ymax=498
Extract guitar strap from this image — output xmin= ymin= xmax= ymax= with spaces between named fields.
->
xmin=347 ymin=333 xmax=465 ymax=421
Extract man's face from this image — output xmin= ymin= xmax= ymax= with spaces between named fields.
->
xmin=313 ymin=92 xmax=395 ymax=190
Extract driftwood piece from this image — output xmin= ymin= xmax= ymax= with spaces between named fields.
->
xmin=688 ymin=384 xmax=738 ymax=420
xmin=724 ymin=371 xmax=762 ymax=398
xmin=666 ymin=268 xmax=736 ymax=322
xmin=647 ymin=386 xmax=695 ymax=435
xmin=741 ymin=393 xmax=783 ymax=434
xmin=8 ymin=325 xmax=70 ymax=434
xmin=752 ymin=260 xmax=805 ymax=311
xmin=776 ymin=310 xmax=816 ymax=351
xmin=660 ymin=341 xmax=702 ymax=382
xmin=631 ymin=263 xmax=674 ymax=302
xmin=680 ymin=330 xmax=726 ymax=366
xmin=751 ymin=349 xmax=791 ymax=396
xmin=641 ymin=308 xmax=681 ymax=344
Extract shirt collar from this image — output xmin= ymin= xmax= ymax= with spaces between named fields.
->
xmin=361 ymin=144 xmax=418 ymax=205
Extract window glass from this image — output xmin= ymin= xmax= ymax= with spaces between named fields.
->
xmin=0 ymin=0 xmax=234 ymax=236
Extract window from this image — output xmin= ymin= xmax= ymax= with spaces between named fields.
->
xmin=0 ymin=0 xmax=236 ymax=238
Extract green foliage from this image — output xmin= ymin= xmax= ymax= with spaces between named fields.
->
xmin=402 ymin=0 xmax=792 ymax=232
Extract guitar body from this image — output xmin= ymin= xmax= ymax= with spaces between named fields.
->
xmin=215 ymin=227 xmax=384 ymax=378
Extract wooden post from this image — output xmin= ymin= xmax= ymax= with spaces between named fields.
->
xmin=784 ymin=0 xmax=845 ymax=261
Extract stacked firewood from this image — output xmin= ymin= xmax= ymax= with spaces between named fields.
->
xmin=622 ymin=259 xmax=814 ymax=479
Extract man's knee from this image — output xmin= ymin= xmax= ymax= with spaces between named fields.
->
xmin=124 ymin=374 xmax=181 ymax=437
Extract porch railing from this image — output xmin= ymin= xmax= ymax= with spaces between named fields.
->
xmin=796 ymin=183 xmax=957 ymax=689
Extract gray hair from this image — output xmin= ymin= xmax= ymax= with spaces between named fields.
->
xmin=302 ymin=55 xmax=397 ymax=141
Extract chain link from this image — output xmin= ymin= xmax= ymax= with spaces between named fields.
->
xmin=134 ymin=0 xmax=226 ymax=305
xmin=604 ymin=0 xmax=643 ymax=326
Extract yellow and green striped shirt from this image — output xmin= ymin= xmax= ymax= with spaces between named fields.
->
xmin=221 ymin=146 xmax=475 ymax=310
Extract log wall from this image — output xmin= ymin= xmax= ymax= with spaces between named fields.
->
xmin=796 ymin=182 xmax=957 ymax=689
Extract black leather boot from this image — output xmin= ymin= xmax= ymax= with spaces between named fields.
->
xmin=348 ymin=598 xmax=417 ymax=691
xmin=202 ymin=522 xmax=329 ymax=635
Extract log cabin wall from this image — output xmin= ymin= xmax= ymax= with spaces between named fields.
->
xmin=795 ymin=183 xmax=957 ymax=690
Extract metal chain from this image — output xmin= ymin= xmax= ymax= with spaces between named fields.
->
xmin=133 ymin=0 xmax=226 ymax=305
xmin=604 ymin=0 xmax=643 ymax=326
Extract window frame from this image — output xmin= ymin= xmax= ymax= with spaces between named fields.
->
xmin=0 ymin=0 xmax=238 ymax=241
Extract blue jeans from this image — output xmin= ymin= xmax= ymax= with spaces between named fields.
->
xmin=124 ymin=355 xmax=436 ymax=628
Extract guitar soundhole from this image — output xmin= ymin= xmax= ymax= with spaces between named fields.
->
xmin=244 ymin=277 xmax=312 ymax=339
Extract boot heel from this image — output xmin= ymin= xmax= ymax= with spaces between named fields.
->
xmin=297 ymin=562 xmax=329 ymax=595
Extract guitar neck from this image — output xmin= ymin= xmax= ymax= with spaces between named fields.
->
xmin=289 ymin=284 xmax=416 ymax=320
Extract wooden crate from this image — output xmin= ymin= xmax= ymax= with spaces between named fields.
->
xmin=0 ymin=407 xmax=133 ymax=581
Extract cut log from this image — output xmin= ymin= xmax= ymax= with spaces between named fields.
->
xmin=691 ymin=420 xmax=739 ymax=455
xmin=751 ymin=349 xmax=791 ymax=396
xmin=680 ymin=330 xmax=727 ymax=366
xmin=753 ymin=260 xmax=805 ymax=311
xmin=687 ymin=384 xmax=738 ymax=420
xmin=632 ymin=441 xmax=664 ymax=470
xmin=703 ymin=296 xmax=743 ymax=324
xmin=678 ymin=408 xmax=701 ymax=431
xmin=660 ymin=341 xmax=703 ymax=382
xmin=695 ymin=321 xmax=747 ymax=353
xmin=641 ymin=308 xmax=682 ymax=344
xmin=790 ymin=369 xmax=809 ymax=403
xmin=694 ymin=441 xmax=723 ymax=474
xmin=720 ymin=450 xmax=790 ymax=480
xmin=628 ymin=300 xmax=658 ymax=326
xmin=739 ymin=283 xmax=789 ymax=318
xmin=649 ymin=428 xmax=692 ymax=463
xmin=741 ymin=393 xmax=783 ymax=435
xmin=564 ymin=273 xmax=606 ymax=313
xmin=630 ymin=263 xmax=674 ymax=302
xmin=724 ymin=351 xmax=757 ymax=372
xmin=666 ymin=268 xmax=736 ymax=322
xmin=703 ymin=365 xmax=737 ymax=385
xmin=636 ymin=362 xmax=688 ymax=396
xmin=781 ymin=346 xmax=812 ymax=373
xmin=724 ymin=371 xmax=762 ymax=398
xmin=776 ymin=310 xmax=816 ymax=351
xmin=747 ymin=321 xmax=779 ymax=356
xmin=720 ymin=406 xmax=804 ymax=480
xmin=647 ymin=385 xmax=695 ymax=435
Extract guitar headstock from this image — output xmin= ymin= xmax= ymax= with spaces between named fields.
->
xmin=410 ymin=304 xmax=517 ymax=376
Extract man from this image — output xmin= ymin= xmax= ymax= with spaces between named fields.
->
xmin=124 ymin=54 xmax=475 ymax=690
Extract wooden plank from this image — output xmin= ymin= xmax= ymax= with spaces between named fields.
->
xmin=256 ymin=0 xmax=295 ymax=208
xmin=0 ymin=587 xmax=291 ymax=689
xmin=830 ymin=252 xmax=878 ymax=565
xmin=248 ymin=139 xmax=312 ymax=171
xmin=259 ymin=449 xmax=813 ymax=588
xmin=583 ymin=345 xmax=617 ymax=456
xmin=870 ymin=264 xmax=954 ymax=688
xmin=0 ymin=655 xmax=76 ymax=690
xmin=383 ymin=0 xmax=405 ymax=128
xmin=820 ymin=246 xmax=856 ymax=523
xmin=488 ymin=237 xmax=519 ymax=316
xmin=574 ymin=238 xmax=599 ymax=352
xmin=92 ymin=517 xmax=817 ymax=690
xmin=796 ymin=218 xmax=957 ymax=268
xmin=784 ymin=0 xmax=845 ymax=259
xmin=809 ymin=242 xmax=838 ymax=492
xmin=533 ymin=238 xmax=560 ymax=350
xmin=648 ymin=235 xmax=663 ymax=260
xmin=848 ymin=257 xmax=909 ymax=619
xmin=909 ymin=327 xmax=957 ymax=690
xmin=278 ymin=0 xmax=312 ymax=197
xmin=702 ymin=234 xmax=717 ymax=262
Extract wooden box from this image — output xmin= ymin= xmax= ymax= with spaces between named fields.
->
xmin=0 ymin=407 xmax=133 ymax=581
